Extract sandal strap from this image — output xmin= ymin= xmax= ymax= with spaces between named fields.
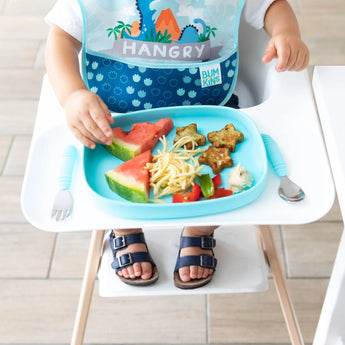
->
xmin=111 ymin=252 xmax=155 ymax=273
xmin=174 ymin=254 xmax=217 ymax=271
xmin=180 ymin=236 xmax=216 ymax=250
xmin=109 ymin=232 xmax=146 ymax=253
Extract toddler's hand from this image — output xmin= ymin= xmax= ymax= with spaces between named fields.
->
xmin=262 ymin=33 xmax=309 ymax=72
xmin=64 ymin=89 xmax=114 ymax=149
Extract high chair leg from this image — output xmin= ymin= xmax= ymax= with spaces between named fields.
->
xmin=259 ymin=225 xmax=304 ymax=345
xmin=71 ymin=230 xmax=105 ymax=345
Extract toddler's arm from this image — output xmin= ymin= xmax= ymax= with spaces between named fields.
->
xmin=45 ymin=25 xmax=114 ymax=149
xmin=262 ymin=0 xmax=309 ymax=72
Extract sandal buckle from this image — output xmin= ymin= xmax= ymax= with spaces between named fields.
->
xmin=201 ymin=237 xmax=216 ymax=249
xmin=113 ymin=235 xmax=127 ymax=250
xmin=119 ymin=253 xmax=133 ymax=267
xmin=200 ymin=254 xmax=215 ymax=268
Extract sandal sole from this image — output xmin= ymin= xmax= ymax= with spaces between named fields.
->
xmin=173 ymin=271 xmax=214 ymax=289
xmin=117 ymin=266 xmax=159 ymax=286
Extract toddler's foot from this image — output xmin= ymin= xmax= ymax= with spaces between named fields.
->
xmin=174 ymin=226 xmax=218 ymax=289
xmin=111 ymin=228 xmax=159 ymax=285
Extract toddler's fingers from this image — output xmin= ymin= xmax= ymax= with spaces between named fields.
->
xmin=301 ymin=52 xmax=310 ymax=70
xmin=295 ymin=51 xmax=309 ymax=71
xmin=78 ymin=123 xmax=104 ymax=145
xmin=74 ymin=115 xmax=109 ymax=145
xmin=106 ymin=113 xmax=114 ymax=124
xmin=285 ymin=48 xmax=299 ymax=71
xmin=98 ymin=98 xmax=114 ymax=124
xmin=70 ymin=126 xmax=96 ymax=149
xmin=262 ymin=42 xmax=277 ymax=64
xmin=90 ymin=106 xmax=113 ymax=138
xmin=81 ymin=116 xmax=111 ymax=145
xmin=275 ymin=42 xmax=291 ymax=72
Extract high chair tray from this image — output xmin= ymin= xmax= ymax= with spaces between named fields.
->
xmin=21 ymin=73 xmax=335 ymax=232
xmin=98 ymin=225 xmax=269 ymax=297
xmin=82 ymin=106 xmax=268 ymax=219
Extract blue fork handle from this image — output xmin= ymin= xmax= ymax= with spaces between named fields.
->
xmin=58 ymin=145 xmax=78 ymax=190
xmin=261 ymin=134 xmax=288 ymax=177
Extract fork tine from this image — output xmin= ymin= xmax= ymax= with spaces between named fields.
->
xmin=56 ymin=210 xmax=62 ymax=221
xmin=65 ymin=209 xmax=71 ymax=219
xmin=51 ymin=209 xmax=57 ymax=219
xmin=51 ymin=209 xmax=71 ymax=221
xmin=61 ymin=210 xmax=69 ymax=221
xmin=51 ymin=145 xmax=77 ymax=222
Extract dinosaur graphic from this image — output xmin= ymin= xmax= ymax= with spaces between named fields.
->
xmin=121 ymin=0 xmax=209 ymax=44
xmin=175 ymin=18 xmax=207 ymax=43
xmin=123 ymin=0 xmax=157 ymax=40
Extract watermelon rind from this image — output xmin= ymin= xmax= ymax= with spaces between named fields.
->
xmin=104 ymin=138 xmax=140 ymax=162
xmin=105 ymin=170 xmax=148 ymax=203
xmin=104 ymin=118 xmax=174 ymax=161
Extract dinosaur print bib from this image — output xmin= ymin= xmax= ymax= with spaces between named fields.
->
xmin=78 ymin=0 xmax=246 ymax=112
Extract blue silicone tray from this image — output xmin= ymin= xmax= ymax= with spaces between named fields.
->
xmin=82 ymin=105 xmax=268 ymax=219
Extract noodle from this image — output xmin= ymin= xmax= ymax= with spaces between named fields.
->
xmin=146 ymin=135 xmax=206 ymax=199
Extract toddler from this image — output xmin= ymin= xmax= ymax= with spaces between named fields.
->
xmin=45 ymin=0 xmax=309 ymax=288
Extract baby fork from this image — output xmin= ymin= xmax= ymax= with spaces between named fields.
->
xmin=51 ymin=145 xmax=78 ymax=221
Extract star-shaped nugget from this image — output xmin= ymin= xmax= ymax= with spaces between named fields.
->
xmin=174 ymin=123 xmax=206 ymax=150
xmin=198 ymin=146 xmax=233 ymax=174
xmin=207 ymin=123 xmax=244 ymax=152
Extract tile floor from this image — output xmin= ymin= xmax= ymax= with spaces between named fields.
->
xmin=0 ymin=0 xmax=344 ymax=344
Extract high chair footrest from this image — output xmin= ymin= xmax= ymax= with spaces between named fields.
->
xmin=98 ymin=225 xmax=269 ymax=297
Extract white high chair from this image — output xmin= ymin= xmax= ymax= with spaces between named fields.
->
xmin=21 ymin=18 xmax=335 ymax=345
xmin=312 ymin=66 xmax=345 ymax=345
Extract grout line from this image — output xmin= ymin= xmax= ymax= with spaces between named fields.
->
xmin=268 ymin=276 xmax=332 ymax=281
xmin=0 ymin=277 xmax=83 ymax=281
xmin=279 ymin=224 xmax=290 ymax=278
xmin=0 ymin=135 xmax=14 ymax=175
xmin=319 ymin=220 xmax=345 ymax=224
xmin=205 ymin=294 xmax=209 ymax=343
xmin=0 ymin=221 xmax=39 ymax=225
xmin=284 ymin=276 xmax=333 ymax=280
xmin=0 ymin=66 xmax=46 ymax=71
xmin=46 ymin=232 xmax=58 ymax=278
xmin=0 ymin=97 xmax=41 ymax=102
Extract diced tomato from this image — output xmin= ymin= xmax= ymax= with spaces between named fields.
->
xmin=172 ymin=183 xmax=201 ymax=203
xmin=209 ymin=188 xmax=233 ymax=199
xmin=212 ymin=174 xmax=222 ymax=188
xmin=172 ymin=193 xmax=185 ymax=203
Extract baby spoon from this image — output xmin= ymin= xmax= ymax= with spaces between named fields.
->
xmin=261 ymin=134 xmax=305 ymax=202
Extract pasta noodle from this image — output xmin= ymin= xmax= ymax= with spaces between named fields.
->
xmin=147 ymin=135 xmax=206 ymax=200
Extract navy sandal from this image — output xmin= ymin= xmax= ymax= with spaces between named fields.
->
xmin=174 ymin=233 xmax=217 ymax=289
xmin=110 ymin=231 xmax=159 ymax=286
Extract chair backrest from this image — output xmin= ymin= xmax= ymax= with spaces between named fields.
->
xmin=237 ymin=18 xmax=272 ymax=107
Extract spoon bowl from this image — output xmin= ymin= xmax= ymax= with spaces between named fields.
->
xmin=262 ymin=134 xmax=305 ymax=202
xmin=278 ymin=175 xmax=305 ymax=202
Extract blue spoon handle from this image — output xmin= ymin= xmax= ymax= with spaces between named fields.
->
xmin=58 ymin=145 xmax=78 ymax=190
xmin=261 ymin=134 xmax=287 ymax=177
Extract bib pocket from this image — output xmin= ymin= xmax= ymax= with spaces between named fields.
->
xmin=84 ymin=49 xmax=239 ymax=113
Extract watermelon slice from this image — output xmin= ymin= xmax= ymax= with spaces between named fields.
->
xmin=104 ymin=117 xmax=174 ymax=161
xmin=105 ymin=150 xmax=152 ymax=203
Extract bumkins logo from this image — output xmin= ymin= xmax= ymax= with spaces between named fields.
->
xmin=199 ymin=64 xmax=222 ymax=88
